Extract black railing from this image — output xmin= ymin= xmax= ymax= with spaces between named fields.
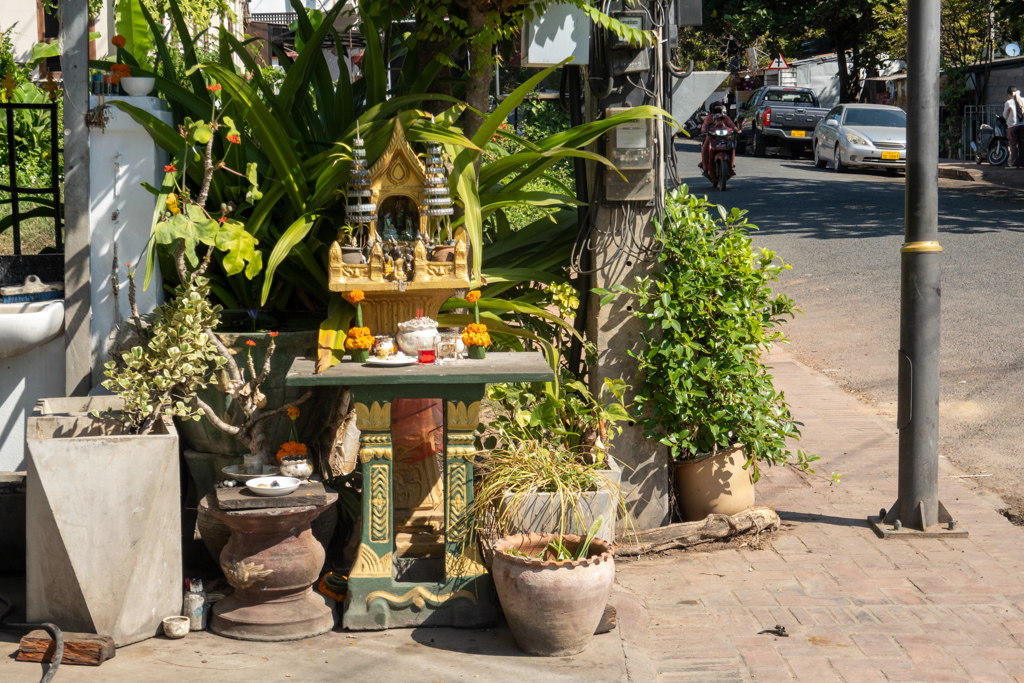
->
xmin=1 ymin=98 xmax=63 ymax=255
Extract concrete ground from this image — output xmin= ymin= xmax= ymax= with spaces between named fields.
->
xmin=615 ymin=348 xmax=1024 ymax=682
xmin=1 ymin=588 xmax=644 ymax=682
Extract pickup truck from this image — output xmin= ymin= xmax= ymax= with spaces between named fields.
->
xmin=736 ymin=87 xmax=829 ymax=157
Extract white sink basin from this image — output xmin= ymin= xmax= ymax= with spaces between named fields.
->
xmin=0 ymin=300 xmax=65 ymax=358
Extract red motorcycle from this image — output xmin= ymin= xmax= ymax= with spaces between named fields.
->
xmin=703 ymin=115 xmax=738 ymax=191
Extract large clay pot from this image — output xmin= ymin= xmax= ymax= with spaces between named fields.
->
xmin=175 ymin=329 xmax=318 ymax=455
xmin=673 ymin=444 xmax=755 ymax=521
xmin=491 ymin=532 xmax=615 ymax=657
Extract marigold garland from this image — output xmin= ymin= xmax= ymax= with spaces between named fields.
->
xmin=466 ymin=290 xmax=481 ymax=304
xmin=318 ymin=573 xmax=346 ymax=602
xmin=345 ymin=326 xmax=374 ymax=350
xmin=346 ymin=290 xmax=365 ymax=304
xmin=276 ymin=441 xmax=308 ymax=462
xmin=462 ymin=323 xmax=490 ymax=348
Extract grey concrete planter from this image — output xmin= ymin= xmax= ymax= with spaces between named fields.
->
xmin=501 ymin=460 xmax=622 ymax=543
xmin=26 ymin=396 xmax=181 ymax=647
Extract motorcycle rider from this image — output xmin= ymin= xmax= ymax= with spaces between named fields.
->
xmin=699 ymin=102 xmax=738 ymax=178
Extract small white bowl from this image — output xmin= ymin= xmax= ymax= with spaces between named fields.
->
xmin=246 ymin=476 xmax=301 ymax=496
xmin=163 ymin=616 xmax=190 ymax=639
xmin=222 ymin=464 xmax=278 ymax=483
xmin=119 ymin=76 xmax=156 ymax=96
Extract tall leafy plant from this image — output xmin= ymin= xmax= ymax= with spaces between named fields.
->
xmin=599 ymin=188 xmax=817 ymax=480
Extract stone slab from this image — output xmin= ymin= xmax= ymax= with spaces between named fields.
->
xmin=286 ymin=351 xmax=554 ymax=387
xmin=215 ymin=482 xmax=330 ymax=510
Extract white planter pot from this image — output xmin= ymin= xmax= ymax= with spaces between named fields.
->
xmin=26 ymin=396 xmax=181 ymax=646
xmin=119 ymin=77 xmax=156 ymax=97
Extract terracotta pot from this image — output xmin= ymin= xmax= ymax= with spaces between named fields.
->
xmin=430 ymin=244 xmax=455 ymax=262
xmin=491 ymin=532 xmax=615 ymax=656
xmin=341 ymin=246 xmax=364 ymax=264
xmin=673 ymin=444 xmax=755 ymax=521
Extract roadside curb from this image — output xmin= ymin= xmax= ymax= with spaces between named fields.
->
xmin=938 ymin=164 xmax=981 ymax=182
xmin=608 ymin=585 xmax=658 ymax=683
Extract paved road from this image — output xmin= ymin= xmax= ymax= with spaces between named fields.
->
xmin=673 ymin=137 xmax=1024 ymax=510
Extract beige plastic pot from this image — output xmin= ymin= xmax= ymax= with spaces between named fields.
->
xmin=491 ymin=532 xmax=615 ymax=657
xmin=674 ymin=444 xmax=755 ymax=521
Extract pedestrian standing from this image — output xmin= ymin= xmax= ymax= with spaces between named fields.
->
xmin=1005 ymin=86 xmax=1024 ymax=168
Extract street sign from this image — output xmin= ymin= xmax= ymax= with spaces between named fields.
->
xmin=767 ymin=53 xmax=790 ymax=70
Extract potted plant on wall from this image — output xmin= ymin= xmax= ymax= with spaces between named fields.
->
xmin=597 ymin=188 xmax=818 ymax=521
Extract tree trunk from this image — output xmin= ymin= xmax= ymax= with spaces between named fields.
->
xmin=416 ymin=8 xmax=452 ymax=114
xmin=463 ymin=6 xmax=493 ymax=150
xmin=832 ymin=31 xmax=853 ymax=103
xmin=615 ymin=507 xmax=781 ymax=556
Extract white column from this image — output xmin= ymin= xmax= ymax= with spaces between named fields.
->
xmin=88 ymin=95 xmax=172 ymax=385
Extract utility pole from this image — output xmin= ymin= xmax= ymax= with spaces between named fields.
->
xmin=868 ymin=0 xmax=966 ymax=538
xmin=62 ymin=0 xmax=93 ymax=397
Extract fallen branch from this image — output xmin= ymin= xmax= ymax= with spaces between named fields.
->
xmin=616 ymin=507 xmax=781 ymax=556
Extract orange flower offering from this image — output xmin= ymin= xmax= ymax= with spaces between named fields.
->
xmin=345 ymin=326 xmax=374 ymax=350
xmin=318 ymin=573 xmax=346 ymax=602
xmin=111 ymin=35 xmax=126 ymax=48
xmin=466 ymin=290 xmax=481 ymax=304
xmin=110 ymin=63 xmax=131 ymax=77
xmin=276 ymin=441 xmax=307 ymax=462
xmin=268 ymin=331 xmax=279 ymax=337
xmin=287 ymin=407 xmax=300 ymax=420
xmin=462 ymin=323 xmax=491 ymax=348
xmin=246 ymin=340 xmax=256 ymax=347
xmin=346 ymin=290 xmax=365 ymax=305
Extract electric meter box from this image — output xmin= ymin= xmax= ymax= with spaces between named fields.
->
xmin=604 ymin=108 xmax=655 ymax=201
xmin=675 ymin=0 xmax=703 ymax=27
xmin=604 ymin=109 xmax=653 ymax=170
xmin=609 ymin=11 xmax=648 ymax=50
xmin=521 ymin=3 xmax=590 ymax=67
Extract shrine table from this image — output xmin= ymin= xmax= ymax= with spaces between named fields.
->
xmin=286 ymin=352 xmax=554 ymax=630
xmin=201 ymin=487 xmax=338 ymax=641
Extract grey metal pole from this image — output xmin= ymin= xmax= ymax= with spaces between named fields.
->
xmin=894 ymin=0 xmax=943 ymax=531
xmin=62 ymin=0 xmax=93 ymax=396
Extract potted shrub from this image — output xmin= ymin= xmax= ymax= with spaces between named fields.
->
xmin=491 ymin=521 xmax=614 ymax=656
xmin=599 ymin=188 xmax=818 ymax=521
xmin=476 ymin=377 xmax=630 ymax=541
xmin=25 ymin=268 xmax=226 ymax=646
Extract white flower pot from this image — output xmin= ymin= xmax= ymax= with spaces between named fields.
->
xmin=120 ymin=77 xmax=156 ymax=97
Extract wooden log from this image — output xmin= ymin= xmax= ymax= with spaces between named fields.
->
xmin=17 ymin=630 xmax=115 ymax=666
xmin=616 ymin=507 xmax=781 ymax=556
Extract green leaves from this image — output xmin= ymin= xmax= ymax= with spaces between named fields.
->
xmin=617 ymin=187 xmax=810 ymax=476
xmin=114 ymin=0 xmax=154 ymax=69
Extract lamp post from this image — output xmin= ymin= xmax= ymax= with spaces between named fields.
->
xmin=868 ymin=0 xmax=966 ymax=538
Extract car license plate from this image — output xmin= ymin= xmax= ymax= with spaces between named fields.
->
xmin=790 ymin=130 xmax=806 ymax=137
xmin=881 ymin=151 xmax=900 ymax=160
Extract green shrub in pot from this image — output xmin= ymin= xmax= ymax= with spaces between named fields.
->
xmin=597 ymin=187 xmax=818 ymax=483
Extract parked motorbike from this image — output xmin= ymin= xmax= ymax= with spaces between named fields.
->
xmin=680 ymin=105 xmax=707 ymax=138
xmin=973 ymin=115 xmax=1010 ymax=166
xmin=703 ymin=116 xmax=737 ymax=191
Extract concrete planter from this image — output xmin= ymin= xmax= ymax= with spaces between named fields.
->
xmin=492 ymin=532 xmax=615 ymax=656
xmin=26 ymin=396 xmax=181 ymax=647
xmin=673 ymin=444 xmax=755 ymax=521
xmin=500 ymin=461 xmax=622 ymax=543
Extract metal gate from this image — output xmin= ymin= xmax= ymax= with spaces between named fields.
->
xmin=1 ymin=72 xmax=63 ymax=256
xmin=961 ymin=104 xmax=1006 ymax=163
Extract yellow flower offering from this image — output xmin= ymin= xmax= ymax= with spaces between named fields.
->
xmin=345 ymin=326 xmax=374 ymax=350
xmin=462 ymin=323 xmax=491 ymax=348
xmin=346 ymin=290 xmax=365 ymax=305
xmin=466 ymin=290 xmax=481 ymax=304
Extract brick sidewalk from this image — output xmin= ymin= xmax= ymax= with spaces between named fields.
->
xmin=615 ymin=349 xmax=1024 ymax=683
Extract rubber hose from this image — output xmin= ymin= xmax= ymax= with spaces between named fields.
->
xmin=0 ymin=595 xmax=64 ymax=683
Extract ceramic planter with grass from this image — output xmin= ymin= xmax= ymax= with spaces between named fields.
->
xmin=491 ymin=532 xmax=615 ymax=656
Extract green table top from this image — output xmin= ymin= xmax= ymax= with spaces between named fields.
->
xmin=285 ymin=351 xmax=554 ymax=386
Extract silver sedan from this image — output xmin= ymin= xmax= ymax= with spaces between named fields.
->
xmin=812 ymin=104 xmax=907 ymax=172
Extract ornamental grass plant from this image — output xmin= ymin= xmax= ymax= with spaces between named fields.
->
xmin=599 ymin=187 xmax=817 ymax=481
